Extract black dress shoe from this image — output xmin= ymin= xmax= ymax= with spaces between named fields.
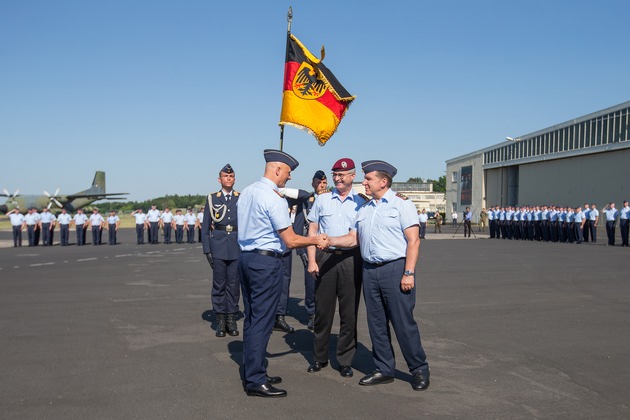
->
xmin=411 ymin=371 xmax=430 ymax=391
xmin=307 ymin=314 xmax=315 ymax=330
xmin=339 ymin=365 xmax=353 ymax=377
xmin=307 ymin=361 xmax=328 ymax=373
xmin=245 ymin=383 xmax=287 ymax=398
xmin=359 ymin=371 xmax=394 ymax=386
xmin=266 ymin=375 xmax=282 ymax=385
xmin=274 ymin=315 xmax=295 ymax=333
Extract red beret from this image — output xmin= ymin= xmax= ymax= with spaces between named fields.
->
xmin=331 ymin=158 xmax=355 ymax=171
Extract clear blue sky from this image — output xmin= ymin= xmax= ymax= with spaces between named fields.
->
xmin=2 ymin=1 xmax=628 ymax=201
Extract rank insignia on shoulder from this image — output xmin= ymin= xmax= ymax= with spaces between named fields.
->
xmin=216 ymin=192 xmax=222 ymax=197
xmin=233 ymin=191 xmax=239 ymax=196
xmin=396 ymin=193 xmax=409 ymax=200
xmin=358 ymin=193 xmax=370 ymax=202
xmin=308 ymin=196 xmax=315 ymax=202
xmin=320 ymin=190 xmax=331 ymax=194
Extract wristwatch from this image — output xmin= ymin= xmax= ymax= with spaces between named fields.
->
xmin=403 ymin=270 xmax=415 ymax=277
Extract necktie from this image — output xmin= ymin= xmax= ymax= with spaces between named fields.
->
xmin=226 ymin=194 xmax=231 ymax=202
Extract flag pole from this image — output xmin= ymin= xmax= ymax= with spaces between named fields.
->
xmin=279 ymin=6 xmax=293 ymax=151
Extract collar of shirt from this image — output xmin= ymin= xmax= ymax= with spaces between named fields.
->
xmin=260 ymin=176 xmax=279 ymax=192
xmin=331 ymin=188 xmax=357 ymax=203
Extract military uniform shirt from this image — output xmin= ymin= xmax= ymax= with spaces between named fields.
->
xmin=57 ymin=213 xmax=72 ymax=225
xmin=184 ymin=213 xmax=197 ymax=225
xmin=353 ymin=188 xmax=418 ymax=264
xmin=107 ymin=215 xmax=120 ymax=224
xmin=161 ymin=211 xmax=174 ymax=223
xmin=73 ymin=213 xmax=88 ymax=225
xmin=147 ymin=209 xmax=161 ymax=223
xmin=308 ymin=189 xmax=366 ymax=238
xmin=24 ymin=213 xmax=38 ymax=225
xmin=89 ymin=214 xmax=104 ymax=226
xmin=604 ymin=208 xmax=619 ymax=221
xmin=9 ymin=213 xmax=25 ymax=226
xmin=40 ymin=212 xmax=55 ymax=223
xmin=237 ymin=177 xmax=291 ymax=253
xmin=418 ymin=213 xmax=428 ymax=223
xmin=574 ymin=211 xmax=584 ymax=223
xmin=620 ymin=206 xmax=630 ymax=220
xmin=133 ymin=213 xmax=147 ymax=225
xmin=589 ymin=209 xmax=599 ymax=221
xmin=173 ymin=214 xmax=185 ymax=225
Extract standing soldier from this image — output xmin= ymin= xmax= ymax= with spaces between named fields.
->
xmin=306 ymin=158 xmax=366 ymax=378
xmin=107 ymin=210 xmax=120 ymax=245
xmin=32 ymin=208 xmax=42 ymax=245
xmin=57 ymin=208 xmax=72 ymax=246
xmin=8 ymin=208 xmax=25 ymax=247
xmin=146 ymin=204 xmax=161 ymax=244
xmin=620 ymin=201 xmax=630 ymax=247
xmin=184 ymin=208 xmax=196 ymax=244
xmin=463 ymin=207 xmax=472 ymax=238
xmin=418 ymin=209 xmax=428 ymax=239
xmin=196 ymin=207 xmax=204 ymax=243
xmin=478 ymin=208 xmax=488 ymax=232
xmin=131 ymin=209 xmax=147 ymax=245
xmin=39 ymin=208 xmax=55 ymax=246
xmin=434 ymin=211 xmax=442 ymax=233
xmin=237 ymin=149 xmax=328 ymax=398
xmin=328 ymin=160 xmax=430 ymax=392
xmin=604 ymin=203 xmax=618 ymax=246
xmin=173 ymin=209 xmax=185 ymax=244
xmin=72 ymin=209 xmax=88 ymax=246
xmin=202 ymin=164 xmax=241 ymax=338
xmin=589 ymin=204 xmax=599 ymax=243
xmin=160 ymin=207 xmax=174 ymax=244
xmin=24 ymin=208 xmax=38 ymax=246
xmin=89 ymin=209 xmax=104 ymax=245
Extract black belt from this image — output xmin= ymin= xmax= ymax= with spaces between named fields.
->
xmin=245 ymin=249 xmax=283 ymax=259
xmin=323 ymin=248 xmax=355 ymax=256
xmin=214 ymin=224 xmax=237 ymax=232
xmin=366 ymin=257 xmax=404 ymax=267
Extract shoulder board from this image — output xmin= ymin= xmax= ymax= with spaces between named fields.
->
xmin=320 ymin=190 xmax=331 ymax=194
xmin=215 ymin=192 xmax=222 ymax=197
xmin=233 ymin=191 xmax=239 ymax=196
xmin=396 ymin=193 xmax=409 ymax=200
xmin=358 ymin=193 xmax=370 ymax=202
xmin=308 ymin=196 xmax=315 ymax=202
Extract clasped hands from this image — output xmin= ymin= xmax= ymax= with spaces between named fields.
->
xmin=316 ymin=233 xmax=330 ymax=250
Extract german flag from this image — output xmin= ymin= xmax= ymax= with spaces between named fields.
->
xmin=279 ymin=34 xmax=355 ymax=146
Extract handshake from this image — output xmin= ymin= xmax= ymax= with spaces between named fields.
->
xmin=315 ymin=234 xmax=330 ymax=250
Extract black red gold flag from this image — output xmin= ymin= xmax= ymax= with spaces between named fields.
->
xmin=279 ymin=34 xmax=355 ymax=146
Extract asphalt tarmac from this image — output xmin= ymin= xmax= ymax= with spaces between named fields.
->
xmin=0 ymin=227 xmax=629 ymax=419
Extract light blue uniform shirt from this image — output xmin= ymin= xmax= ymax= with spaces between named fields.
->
xmin=574 ymin=211 xmax=584 ymax=223
xmin=40 ymin=211 xmax=55 ymax=223
xmin=147 ymin=209 xmax=161 ymax=222
xmin=589 ymin=209 xmax=599 ymax=221
xmin=308 ymin=189 xmax=365 ymax=238
xmin=237 ymin=177 xmax=291 ymax=253
xmin=604 ymin=208 xmax=619 ymax=221
xmin=620 ymin=206 xmax=630 ymax=220
xmin=487 ymin=211 xmax=494 ymax=221
xmin=499 ymin=211 xmax=505 ymax=221
xmin=353 ymin=188 xmax=418 ymax=264
xmin=57 ymin=213 xmax=72 ymax=225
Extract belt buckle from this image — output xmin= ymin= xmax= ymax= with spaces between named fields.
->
xmin=334 ymin=250 xmax=343 ymax=255
xmin=226 ymin=225 xmax=233 ymax=232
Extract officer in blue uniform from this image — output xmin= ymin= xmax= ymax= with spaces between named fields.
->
xmin=237 ymin=149 xmax=328 ymax=398
xmin=604 ymin=203 xmax=619 ymax=246
xmin=620 ymin=201 xmax=630 ymax=247
xmin=329 ymin=160 xmax=430 ymax=392
xmin=202 ymin=164 xmax=241 ymax=338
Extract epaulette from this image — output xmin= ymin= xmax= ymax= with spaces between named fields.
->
xmin=357 ymin=193 xmax=370 ymax=202
xmin=308 ymin=195 xmax=315 ymax=202
xmin=215 ymin=192 xmax=222 ymax=197
xmin=233 ymin=191 xmax=239 ymax=196
xmin=320 ymin=190 xmax=331 ymax=194
xmin=396 ymin=192 xmax=409 ymax=200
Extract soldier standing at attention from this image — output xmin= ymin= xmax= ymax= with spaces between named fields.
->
xmin=418 ymin=209 xmax=428 ymax=239
xmin=479 ymin=208 xmax=488 ymax=232
xmin=107 ymin=210 xmax=120 ymax=245
xmin=620 ymin=201 xmax=630 ymax=247
xmin=89 ymin=209 xmax=105 ymax=245
xmin=39 ymin=208 xmax=55 ymax=246
xmin=434 ymin=211 xmax=442 ymax=233
xmin=72 ymin=209 xmax=88 ymax=246
xmin=196 ymin=206 xmax=204 ymax=243
xmin=24 ymin=208 xmax=38 ymax=246
xmin=604 ymin=203 xmax=618 ymax=246
xmin=146 ymin=204 xmax=161 ymax=244
xmin=160 ymin=207 xmax=174 ymax=244
xmin=131 ymin=209 xmax=147 ymax=245
xmin=589 ymin=204 xmax=599 ymax=243
xmin=8 ymin=208 xmax=25 ymax=247
xmin=237 ymin=149 xmax=328 ymax=398
xmin=173 ymin=209 xmax=185 ymax=244
xmin=57 ymin=208 xmax=72 ymax=246
xmin=184 ymin=208 xmax=197 ymax=244
xmin=328 ymin=160 xmax=430 ymax=392
xmin=202 ymin=164 xmax=241 ymax=338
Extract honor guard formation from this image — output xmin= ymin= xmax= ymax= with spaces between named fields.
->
xmin=479 ymin=201 xmax=630 ymax=246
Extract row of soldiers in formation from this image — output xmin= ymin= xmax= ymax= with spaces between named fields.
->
xmin=478 ymin=201 xmax=630 ymax=246
xmin=6 ymin=206 xmax=207 ymax=247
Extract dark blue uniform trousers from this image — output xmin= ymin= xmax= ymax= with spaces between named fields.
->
xmin=108 ymin=224 xmax=117 ymax=245
xmin=136 ymin=224 xmax=145 ymax=244
xmin=163 ymin=224 xmax=172 ymax=244
xmin=239 ymin=252 xmax=284 ymax=388
xmin=150 ymin=221 xmax=159 ymax=244
xmin=621 ymin=219 xmax=629 ymax=246
xmin=175 ymin=225 xmax=184 ymax=243
xmin=276 ymin=252 xmax=292 ymax=316
xmin=42 ymin=223 xmax=52 ymax=245
xmin=76 ymin=226 xmax=84 ymax=245
xmin=60 ymin=224 xmax=70 ymax=246
xmin=12 ymin=226 xmax=22 ymax=247
xmin=303 ymin=264 xmax=315 ymax=316
xmin=91 ymin=226 xmax=101 ymax=245
xmin=362 ymin=258 xmax=429 ymax=377
xmin=606 ymin=221 xmax=616 ymax=246
xmin=212 ymin=258 xmax=241 ymax=314
xmin=27 ymin=225 xmax=36 ymax=246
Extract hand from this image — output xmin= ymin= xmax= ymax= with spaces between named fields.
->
xmin=299 ymin=253 xmax=308 ymax=268
xmin=400 ymin=276 xmax=415 ymax=292
xmin=307 ymin=260 xmax=319 ymax=277
xmin=316 ymin=234 xmax=329 ymax=250
xmin=205 ymin=253 xmax=214 ymax=269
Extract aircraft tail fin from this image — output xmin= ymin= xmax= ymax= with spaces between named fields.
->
xmin=91 ymin=171 xmax=106 ymax=194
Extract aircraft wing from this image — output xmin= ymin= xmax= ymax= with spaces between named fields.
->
xmin=66 ymin=192 xmax=129 ymax=200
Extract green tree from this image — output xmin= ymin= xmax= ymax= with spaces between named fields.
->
xmin=427 ymin=175 xmax=446 ymax=192
xmin=406 ymin=177 xmax=424 ymax=183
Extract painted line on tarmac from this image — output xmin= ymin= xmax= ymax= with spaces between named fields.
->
xmin=77 ymin=258 xmax=97 ymax=262
xmin=115 ymin=254 xmax=133 ymax=258
xmin=30 ymin=262 xmax=55 ymax=267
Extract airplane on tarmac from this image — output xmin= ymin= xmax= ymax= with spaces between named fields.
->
xmin=1 ymin=171 xmax=128 ymax=215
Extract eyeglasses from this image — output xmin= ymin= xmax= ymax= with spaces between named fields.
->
xmin=331 ymin=172 xmax=352 ymax=179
